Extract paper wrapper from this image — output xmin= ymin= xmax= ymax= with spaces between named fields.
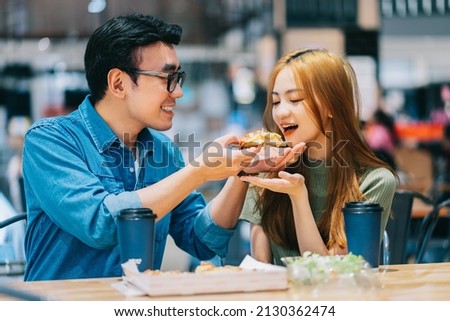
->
xmin=117 ymin=255 xmax=287 ymax=297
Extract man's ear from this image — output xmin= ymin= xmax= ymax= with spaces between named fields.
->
xmin=108 ymin=68 xmax=126 ymax=98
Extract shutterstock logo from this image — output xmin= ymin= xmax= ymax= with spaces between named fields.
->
xmin=300 ymin=131 xmax=349 ymax=168
xmin=100 ymin=131 xmax=349 ymax=170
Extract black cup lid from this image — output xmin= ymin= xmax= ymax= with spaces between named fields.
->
xmin=118 ymin=208 xmax=157 ymax=219
xmin=342 ymin=201 xmax=383 ymax=212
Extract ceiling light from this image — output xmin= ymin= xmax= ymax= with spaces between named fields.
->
xmin=88 ymin=0 xmax=106 ymax=14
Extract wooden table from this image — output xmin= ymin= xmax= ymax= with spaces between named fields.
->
xmin=1 ymin=262 xmax=450 ymax=301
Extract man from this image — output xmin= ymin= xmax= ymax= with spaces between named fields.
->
xmin=22 ymin=14 xmax=300 ymax=281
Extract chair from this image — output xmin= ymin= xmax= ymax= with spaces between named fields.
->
xmin=0 ymin=213 xmax=27 ymax=276
xmin=415 ymin=198 xmax=450 ymax=263
xmin=0 ymin=214 xmax=44 ymax=301
xmin=0 ymin=213 xmax=27 ymax=229
xmin=382 ymin=190 xmax=433 ymax=265
xmin=1 ymin=213 xmax=47 ymax=301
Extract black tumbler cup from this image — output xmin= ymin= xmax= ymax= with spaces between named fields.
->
xmin=117 ymin=208 xmax=157 ymax=272
xmin=342 ymin=202 xmax=383 ymax=268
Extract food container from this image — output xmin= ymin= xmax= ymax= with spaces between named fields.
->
xmin=281 ymin=252 xmax=378 ymax=291
xmin=121 ymin=255 xmax=288 ymax=297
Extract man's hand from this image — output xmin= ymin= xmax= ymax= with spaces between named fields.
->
xmin=190 ymin=134 xmax=260 ymax=181
xmin=240 ymin=142 xmax=306 ymax=174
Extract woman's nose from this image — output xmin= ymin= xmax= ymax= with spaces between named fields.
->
xmin=274 ymin=103 xmax=291 ymax=118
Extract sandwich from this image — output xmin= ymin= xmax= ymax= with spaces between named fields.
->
xmin=237 ymin=129 xmax=292 ymax=148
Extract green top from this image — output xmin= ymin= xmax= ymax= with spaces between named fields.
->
xmin=239 ymin=163 xmax=397 ymax=266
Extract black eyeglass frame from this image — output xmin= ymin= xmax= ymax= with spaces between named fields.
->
xmin=133 ymin=69 xmax=186 ymax=93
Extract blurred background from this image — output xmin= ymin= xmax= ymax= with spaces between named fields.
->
xmin=1 ymin=0 xmax=450 ymax=275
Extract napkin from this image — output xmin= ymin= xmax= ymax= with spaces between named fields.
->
xmin=112 ymin=260 xmax=146 ymax=297
xmin=239 ymin=255 xmax=286 ymax=271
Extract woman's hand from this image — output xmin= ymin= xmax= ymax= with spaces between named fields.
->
xmin=239 ymin=170 xmax=306 ymax=198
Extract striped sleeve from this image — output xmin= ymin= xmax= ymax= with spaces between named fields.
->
xmin=239 ymin=186 xmax=262 ymax=225
xmin=360 ymin=167 xmax=398 ymax=239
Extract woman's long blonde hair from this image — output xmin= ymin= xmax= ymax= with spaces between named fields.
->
xmin=257 ymin=48 xmax=395 ymax=250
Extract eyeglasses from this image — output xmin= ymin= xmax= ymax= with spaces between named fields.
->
xmin=134 ymin=69 xmax=186 ymax=93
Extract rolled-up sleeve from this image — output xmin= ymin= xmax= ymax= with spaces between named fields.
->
xmin=103 ymin=192 xmax=141 ymax=219
xmin=193 ymin=203 xmax=236 ymax=258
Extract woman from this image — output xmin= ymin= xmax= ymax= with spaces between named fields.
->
xmin=364 ymin=108 xmax=398 ymax=170
xmin=239 ymin=48 xmax=397 ymax=265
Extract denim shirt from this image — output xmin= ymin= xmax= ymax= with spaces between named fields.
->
xmin=22 ymin=96 xmax=235 ymax=281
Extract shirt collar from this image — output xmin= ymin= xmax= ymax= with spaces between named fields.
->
xmin=78 ymin=95 xmax=154 ymax=155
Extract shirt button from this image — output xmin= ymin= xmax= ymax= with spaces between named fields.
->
xmin=129 ymin=168 xmax=135 ymax=173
